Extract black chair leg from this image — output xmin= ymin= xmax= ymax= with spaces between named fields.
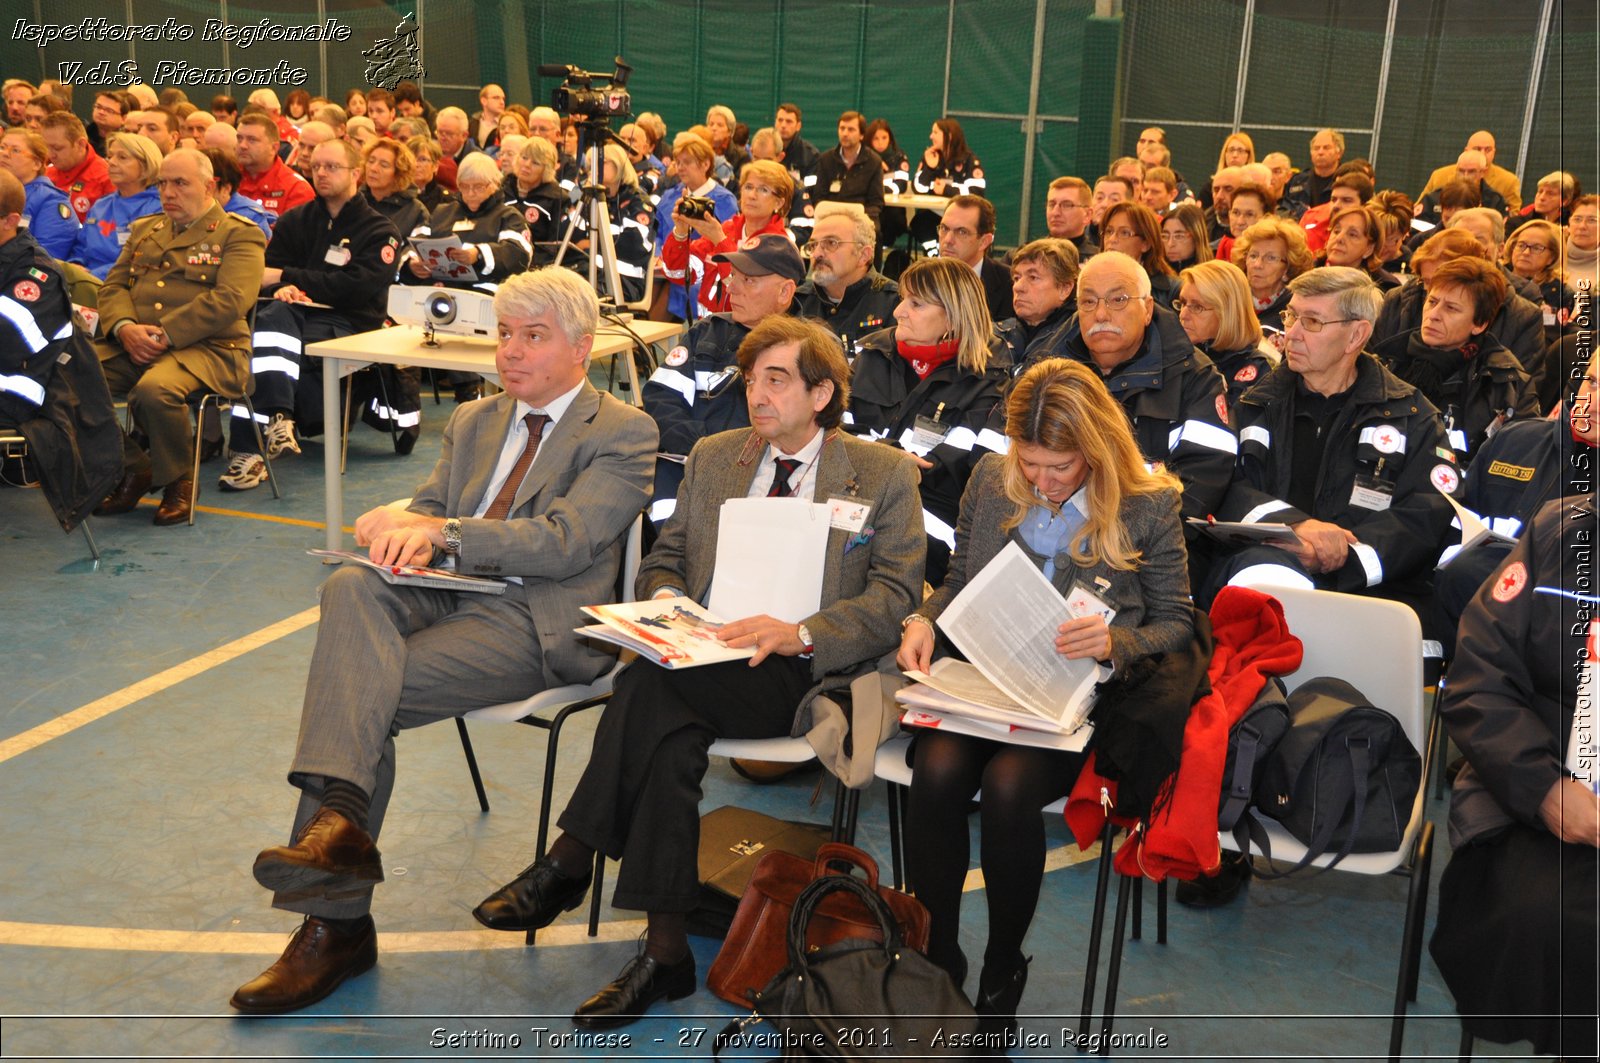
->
xmin=372 ymin=366 xmax=402 ymax=451
xmin=1097 ymin=872 xmax=1135 ymax=1054
xmin=588 ymin=850 xmax=605 ymax=936
xmin=1456 ymin=1026 xmax=1474 ymax=1062
xmin=1131 ymin=875 xmax=1143 ymax=941
xmin=1430 ymin=675 xmax=1451 ymax=800
xmin=1388 ymin=820 xmax=1435 ymax=1062
xmin=1156 ymin=879 xmax=1167 ymax=945
xmin=830 ymin=779 xmax=860 ymax=845
xmin=886 ymin=782 xmax=905 ymax=891
xmin=238 ymin=393 xmax=281 ymax=499
xmin=1078 ymin=818 xmax=1118 ymax=1046
xmin=78 ymin=517 xmax=100 ymax=564
xmin=455 ymin=717 xmax=489 ymax=812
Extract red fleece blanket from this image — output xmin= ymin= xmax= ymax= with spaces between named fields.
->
xmin=1065 ymin=586 xmax=1304 ymax=880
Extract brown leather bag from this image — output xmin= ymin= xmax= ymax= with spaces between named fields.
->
xmin=706 ymin=841 xmax=930 ymax=1007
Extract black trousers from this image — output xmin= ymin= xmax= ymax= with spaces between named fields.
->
xmin=557 ymin=653 xmax=813 ymax=912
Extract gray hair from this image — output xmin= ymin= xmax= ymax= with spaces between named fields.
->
xmin=706 ymin=103 xmax=736 ymax=129
xmin=813 ymin=200 xmax=875 ymax=246
xmin=455 ymin=151 xmax=500 ymax=188
xmin=435 ymin=106 xmax=468 ymax=130
xmin=1449 ymin=206 xmax=1506 ymax=248
xmin=519 ymin=135 xmax=558 ymax=173
xmin=1538 ymin=170 xmax=1578 ymax=197
xmin=1286 ymin=265 xmax=1382 ymax=323
xmin=494 ymin=267 xmax=599 ymax=345
xmin=1081 ymin=250 xmax=1152 ymax=298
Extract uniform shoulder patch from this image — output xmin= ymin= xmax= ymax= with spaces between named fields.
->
xmin=11 ymin=280 xmax=41 ymax=302
xmin=1233 ymin=364 xmax=1258 ymax=383
xmin=1486 ymin=460 xmax=1534 ymax=482
xmin=1429 ymin=463 xmax=1460 ymax=494
xmin=1491 ymin=560 xmax=1527 ymax=602
xmin=1215 ymin=393 xmax=1229 ymax=426
xmin=664 ymin=345 xmax=689 ymax=367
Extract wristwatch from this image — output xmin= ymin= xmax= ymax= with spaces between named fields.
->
xmin=902 ymin=614 xmax=933 ymax=631
xmin=796 ymin=623 xmax=814 ymax=654
xmin=441 ymin=517 xmax=463 ymax=556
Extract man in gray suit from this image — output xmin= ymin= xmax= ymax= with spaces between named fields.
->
xmin=230 ymin=268 xmax=658 ymax=1014
xmin=472 ymin=316 xmax=926 ymax=1027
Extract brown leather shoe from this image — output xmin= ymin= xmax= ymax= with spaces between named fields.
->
xmin=252 ymin=808 xmax=384 ymax=902
xmin=152 ymin=478 xmax=195 ymax=526
xmin=93 ymin=468 xmax=153 ymax=515
xmin=229 ymin=915 xmax=377 ymax=1014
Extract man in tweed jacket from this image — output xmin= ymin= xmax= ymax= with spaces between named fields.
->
xmin=472 ymin=316 xmax=925 ymax=1028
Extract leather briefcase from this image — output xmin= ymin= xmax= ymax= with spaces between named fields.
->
xmin=690 ymin=806 xmax=835 ymax=937
xmin=706 ymin=841 xmax=930 ymax=1007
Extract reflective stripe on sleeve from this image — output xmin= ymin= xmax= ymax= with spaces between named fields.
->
xmin=1169 ymin=418 xmax=1238 ymax=455
xmin=1349 ymin=542 xmax=1383 ymax=587
xmin=647 ymin=366 xmax=695 ymax=403
xmin=1241 ymin=500 xmax=1294 ymax=524
xmin=923 ymin=508 xmax=956 ymax=549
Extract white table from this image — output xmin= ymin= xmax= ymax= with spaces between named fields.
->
xmin=884 ymin=191 xmax=951 ymax=226
xmin=303 ymin=318 xmax=682 ymax=550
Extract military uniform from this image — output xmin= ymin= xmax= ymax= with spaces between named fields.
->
xmin=94 ymin=200 xmax=266 ymax=485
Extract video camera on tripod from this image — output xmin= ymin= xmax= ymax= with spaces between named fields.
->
xmin=541 ymin=56 xmax=636 ymax=308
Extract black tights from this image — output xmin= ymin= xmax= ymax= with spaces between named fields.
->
xmin=904 ymin=730 xmax=1084 ymax=976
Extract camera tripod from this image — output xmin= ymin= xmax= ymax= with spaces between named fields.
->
xmin=552 ymin=119 xmax=630 ymax=309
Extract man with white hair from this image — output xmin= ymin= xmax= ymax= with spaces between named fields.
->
xmin=229 ymin=266 xmax=657 ymax=1015
xmin=1050 ymin=251 xmax=1234 ymax=534
xmin=219 ymin=138 xmax=401 ymax=490
xmin=1208 ymin=264 xmax=1456 ymax=600
xmin=793 ymin=201 xmax=898 ymax=356
xmin=1417 ymin=130 xmax=1523 ymax=213
xmin=526 ymin=105 xmax=580 ymax=194
xmin=432 ymin=106 xmax=475 ymax=192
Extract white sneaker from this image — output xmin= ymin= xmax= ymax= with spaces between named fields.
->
xmin=263 ymin=413 xmax=301 ymax=458
xmin=219 ymin=453 xmax=268 ymax=491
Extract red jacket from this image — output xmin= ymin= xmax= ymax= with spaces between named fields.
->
xmin=47 ymin=147 xmax=114 ymax=222
xmin=238 ymin=158 xmax=313 ymax=221
xmin=1065 ymin=586 xmax=1304 ymax=880
xmin=660 ymin=213 xmax=792 ymax=314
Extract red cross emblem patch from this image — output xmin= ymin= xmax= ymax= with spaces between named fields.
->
xmin=1430 ymin=464 xmax=1459 ymax=493
xmin=1491 ymin=561 xmax=1526 ymax=603
xmin=1371 ymin=427 xmax=1400 ymax=453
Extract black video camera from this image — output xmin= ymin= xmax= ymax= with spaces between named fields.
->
xmin=678 ymin=195 xmax=716 ymax=220
xmin=540 ymin=56 xmax=632 ymax=121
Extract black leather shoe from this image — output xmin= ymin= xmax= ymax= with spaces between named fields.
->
xmin=472 ymin=855 xmax=592 ymax=931
xmin=252 ymin=809 xmax=384 ymax=902
xmin=229 ymin=915 xmax=377 ymax=1014
xmin=152 ymin=478 xmax=195 ymax=526
xmin=572 ymin=945 xmax=695 ymax=1029
xmin=975 ymin=954 xmax=1031 ymax=1039
xmin=1175 ymin=850 xmax=1251 ymax=909
xmin=93 ymin=468 xmax=153 ymax=515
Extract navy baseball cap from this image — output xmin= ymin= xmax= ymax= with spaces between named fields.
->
xmin=711 ymin=233 xmax=806 ymax=283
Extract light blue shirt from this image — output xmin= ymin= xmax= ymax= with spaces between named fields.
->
xmin=1018 ymin=487 xmax=1090 ymax=584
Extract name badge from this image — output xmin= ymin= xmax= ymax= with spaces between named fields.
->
xmin=910 ymin=414 xmax=949 ymax=451
xmin=1543 ymin=308 xmax=1557 ymax=327
xmin=324 ymin=244 xmax=352 ymax=266
xmin=1448 ymin=428 xmax=1469 ymax=454
xmin=1065 ymin=583 xmax=1117 ymax=625
xmin=827 ymin=495 xmax=872 ymax=533
xmin=829 ymin=180 xmax=843 ymax=193
xmin=1350 ymin=473 xmax=1394 ymax=512
xmin=452 ymin=220 xmax=476 ymax=232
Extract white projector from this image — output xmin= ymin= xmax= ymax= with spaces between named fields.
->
xmin=388 ymin=285 xmax=497 ymax=340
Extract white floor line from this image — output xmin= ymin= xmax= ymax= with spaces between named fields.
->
xmin=0 ymin=606 xmax=321 ymax=767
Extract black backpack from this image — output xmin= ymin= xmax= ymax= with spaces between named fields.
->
xmin=1246 ymin=676 xmax=1422 ymax=876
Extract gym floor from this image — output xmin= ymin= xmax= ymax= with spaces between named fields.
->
xmin=0 ymin=375 xmax=1539 ymax=1061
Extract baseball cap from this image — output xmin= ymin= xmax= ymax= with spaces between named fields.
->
xmin=711 ymin=233 xmax=806 ymax=283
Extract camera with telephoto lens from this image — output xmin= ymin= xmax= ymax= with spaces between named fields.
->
xmin=678 ymin=195 xmax=716 ymax=220
xmin=541 ymin=57 xmax=633 ymax=121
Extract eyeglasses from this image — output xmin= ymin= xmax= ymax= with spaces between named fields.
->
xmin=936 ymin=223 xmax=977 ymax=241
xmin=1281 ymin=308 xmax=1357 ymax=332
xmin=310 ymin=162 xmax=351 ymax=174
xmin=743 ymin=184 xmax=781 ymax=197
xmin=1245 ymin=250 xmax=1284 ymax=265
xmin=808 ymin=237 xmax=862 ymax=254
xmin=1511 ymin=240 xmax=1553 ymax=254
xmin=457 ymin=181 xmax=495 ymax=194
xmin=1171 ymin=298 xmax=1213 ymax=315
xmin=1078 ymin=293 xmax=1147 ymax=313
xmin=1104 ymin=227 xmax=1138 ymax=241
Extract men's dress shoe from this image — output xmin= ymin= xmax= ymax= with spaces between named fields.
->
xmin=572 ymin=945 xmax=695 ymax=1029
xmin=975 ymin=954 xmax=1031 ymax=1039
xmin=252 ymin=808 xmax=384 ymax=902
xmin=152 ymin=478 xmax=196 ymax=526
xmin=229 ymin=915 xmax=377 ymax=1014
xmin=1175 ymin=849 xmax=1251 ymax=909
xmin=471 ymin=855 xmax=592 ymax=931
xmin=93 ymin=468 xmax=153 ymax=515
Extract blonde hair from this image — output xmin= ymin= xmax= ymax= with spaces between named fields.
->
xmin=518 ymin=135 xmax=558 ymax=175
xmin=1215 ymin=131 xmax=1256 ymax=174
xmin=1000 ymin=358 xmax=1181 ymax=570
xmin=361 ymin=136 xmax=414 ymax=186
xmin=1502 ymin=218 xmax=1567 ymax=285
xmin=1232 ymin=216 xmax=1315 ymax=281
xmin=601 ymin=141 xmax=638 ymax=190
xmin=898 ymin=257 xmax=994 ymax=374
xmin=1178 ymin=260 xmax=1265 ymax=352
xmin=105 ymin=131 xmax=163 ymax=187
xmin=740 ymin=158 xmax=794 ymax=213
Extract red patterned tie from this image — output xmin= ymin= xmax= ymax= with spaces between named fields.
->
xmin=768 ymin=458 xmax=802 ymax=498
xmin=482 ymin=412 xmax=550 ymax=520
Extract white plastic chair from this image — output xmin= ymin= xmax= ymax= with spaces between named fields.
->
xmin=453 ymin=515 xmax=643 ymax=943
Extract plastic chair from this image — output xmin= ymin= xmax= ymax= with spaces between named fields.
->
xmin=707 ymin=734 xmax=861 ymax=845
xmin=453 ymin=515 xmax=643 ymax=944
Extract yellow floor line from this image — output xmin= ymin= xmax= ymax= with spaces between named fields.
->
xmin=134 ymin=496 xmax=354 ymax=532
xmin=962 ymin=840 xmax=1101 ymax=892
xmin=0 ymin=919 xmax=649 ymax=955
xmin=0 ymin=606 xmax=321 ymax=766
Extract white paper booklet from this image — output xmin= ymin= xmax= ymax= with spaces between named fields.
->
xmin=306 ymin=549 xmax=507 ymax=594
xmin=411 ymin=235 xmax=481 ymax=282
xmin=707 ymin=496 xmax=830 ymax=623
xmin=577 ymin=596 xmax=754 ymax=669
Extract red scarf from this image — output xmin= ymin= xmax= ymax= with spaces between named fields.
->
xmin=896 ymin=336 xmax=961 ymax=379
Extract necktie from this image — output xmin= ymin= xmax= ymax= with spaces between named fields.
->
xmin=482 ymin=412 xmax=550 ymax=520
xmin=768 ymin=457 xmax=802 ymax=498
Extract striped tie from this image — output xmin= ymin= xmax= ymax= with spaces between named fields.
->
xmin=482 ymin=412 xmax=550 ymax=520
xmin=768 ymin=458 xmax=801 ymax=498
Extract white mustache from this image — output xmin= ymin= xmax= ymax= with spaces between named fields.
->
xmin=1087 ymin=323 xmax=1123 ymax=337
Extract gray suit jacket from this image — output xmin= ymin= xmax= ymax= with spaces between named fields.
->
xmin=923 ymin=453 xmax=1193 ymax=672
xmin=639 ymin=427 xmax=925 ymax=751
xmin=408 ymin=380 xmax=658 ymax=687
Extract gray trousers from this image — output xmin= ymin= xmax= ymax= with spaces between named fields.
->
xmin=275 ymin=565 xmax=547 ymax=919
